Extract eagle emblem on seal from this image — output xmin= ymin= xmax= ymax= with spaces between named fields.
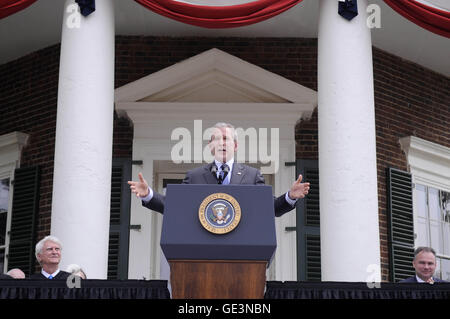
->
xmin=198 ymin=193 xmax=241 ymax=234
xmin=211 ymin=203 xmax=230 ymax=224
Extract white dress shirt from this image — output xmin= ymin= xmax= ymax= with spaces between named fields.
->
xmin=41 ymin=269 xmax=60 ymax=279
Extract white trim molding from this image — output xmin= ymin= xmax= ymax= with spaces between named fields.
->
xmin=399 ymin=136 xmax=450 ymax=192
xmin=0 ymin=131 xmax=29 ymax=175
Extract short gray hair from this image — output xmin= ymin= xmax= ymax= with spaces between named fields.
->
xmin=35 ymin=235 xmax=63 ymax=261
xmin=211 ymin=122 xmax=238 ymax=142
xmin=414 ymin=246 xmax=436 ymax=259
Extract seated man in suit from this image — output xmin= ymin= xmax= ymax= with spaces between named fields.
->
xmin=129 ymin=122 xmax=310 ymax=217
xmin=30 ymin=235 xmax=70 ymax=280
xmin=400 ymin=246 xmax=447 ymax=283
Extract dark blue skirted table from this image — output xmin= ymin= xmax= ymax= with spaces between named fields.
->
xmin=0 ymin=279 xmax=170 ymax=299
xmin=264 ymin=281 xmax=450 ymax=299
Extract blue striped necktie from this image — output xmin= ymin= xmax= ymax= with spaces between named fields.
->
xmin=48 ymin=275 xmax=53 ymax=279
xmin=220 ymin=164 xmax=229 ymax=185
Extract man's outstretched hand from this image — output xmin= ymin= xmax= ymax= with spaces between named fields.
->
xmin=128 ymin=172 xmax=149 ymax=198
xmin=288 ymin=174 xmax=310 ymax=200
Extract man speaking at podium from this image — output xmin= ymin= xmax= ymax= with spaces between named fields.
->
xmin=128 ymin=122 xmax=310 ymax=217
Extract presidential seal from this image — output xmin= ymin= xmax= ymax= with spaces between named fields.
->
xmin=198 ymin=193 xmax=241 ymax=234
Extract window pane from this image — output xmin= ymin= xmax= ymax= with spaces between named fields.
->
xmin=415 ymin=218 xmax=429 ymax=247
xmin=0 ymin=248 xmax=4 ymax=273
xmin=428 ymin=188 xmax=443 ymax=254
xmin=0 ymin=213 xmax=6 ymax=246
xmin=0 ymin=178 xmax=9 ymax=213
xmin=415 ymin=184 xmax=428 ymax=219
xmin=0 ymin=178 xmax=9 ymax=247
xmin=430 ymin=221 xmax=442 ymax=254
xmin=428 ymin=188 xmax=440 ymax=221
xmin=162 ymin=179 xmax=183 ymax=195
xmin=435 ymin=257 xmax=441 ymax=279
xmin=443 ymin=191 xmax=450 ymax=223
xmin=440 ymin=258 xmax=450 ymax=281
xmin=441 ymin=191 xmax=450 ymax=256
xmin=443 ymin=223 xmax=450 ymax=257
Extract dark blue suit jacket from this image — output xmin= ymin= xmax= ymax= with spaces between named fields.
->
xmin=143 ymin=162 xmax=296 ymax=217
xmin=400 ymin=275 xmax=447 ymax=283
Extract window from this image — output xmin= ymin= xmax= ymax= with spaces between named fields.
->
xmin=0 ymin=132 xmax=29 ymax=273
xmin=414 ymin=184 xmax=450 ymax=280
xmin=400 ymin=136 xmax=450 ymax=281
xmin=0 ymin=178 xmax=10 ymax=272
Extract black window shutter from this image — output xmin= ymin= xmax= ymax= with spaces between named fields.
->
xmin=386 ymin=167 xmax=415 ymax=282
xmin=296 ymin=159 xmax=321 ymax=281
xmin=108 ymin=158 xmax=132 ymax=280
xmin=8 ymin=166 xmax=40 ymax=276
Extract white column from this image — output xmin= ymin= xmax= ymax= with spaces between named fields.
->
xmin=318 ymin=0 xmax=381 ymax=281
xmin=51 ymin=0 xmax=115 ymax=279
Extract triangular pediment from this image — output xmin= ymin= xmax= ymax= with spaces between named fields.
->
xmin=115 ymin=48 xmax=317 ymax=105
xmin=138 ymin=69 xmax=287 ymax=103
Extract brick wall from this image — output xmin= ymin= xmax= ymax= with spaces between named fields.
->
xmin=1 ymin=36 xmax=448 ymax=280
xmin=115 ymin=36 xmax=317 ymax=91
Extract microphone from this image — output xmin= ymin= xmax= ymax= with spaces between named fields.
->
xmin=211 ymin=163 xmax=229 ymax=184
xmin=211 ymin=164 xmax=219 ymax=183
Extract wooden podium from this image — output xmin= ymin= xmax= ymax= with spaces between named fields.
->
xmin=161 ymin=185 xmax=277 ymax=299
xmin=169 ymin=260 xmax=267 ymax=299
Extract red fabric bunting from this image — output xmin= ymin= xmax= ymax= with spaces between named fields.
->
xmin=0 ymin=0 xmax=38 ymax=19
xmin=384 ymin=0 xmax=450 ymax=38
xmin=134 ymin=0 xmax=303 ymax=28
